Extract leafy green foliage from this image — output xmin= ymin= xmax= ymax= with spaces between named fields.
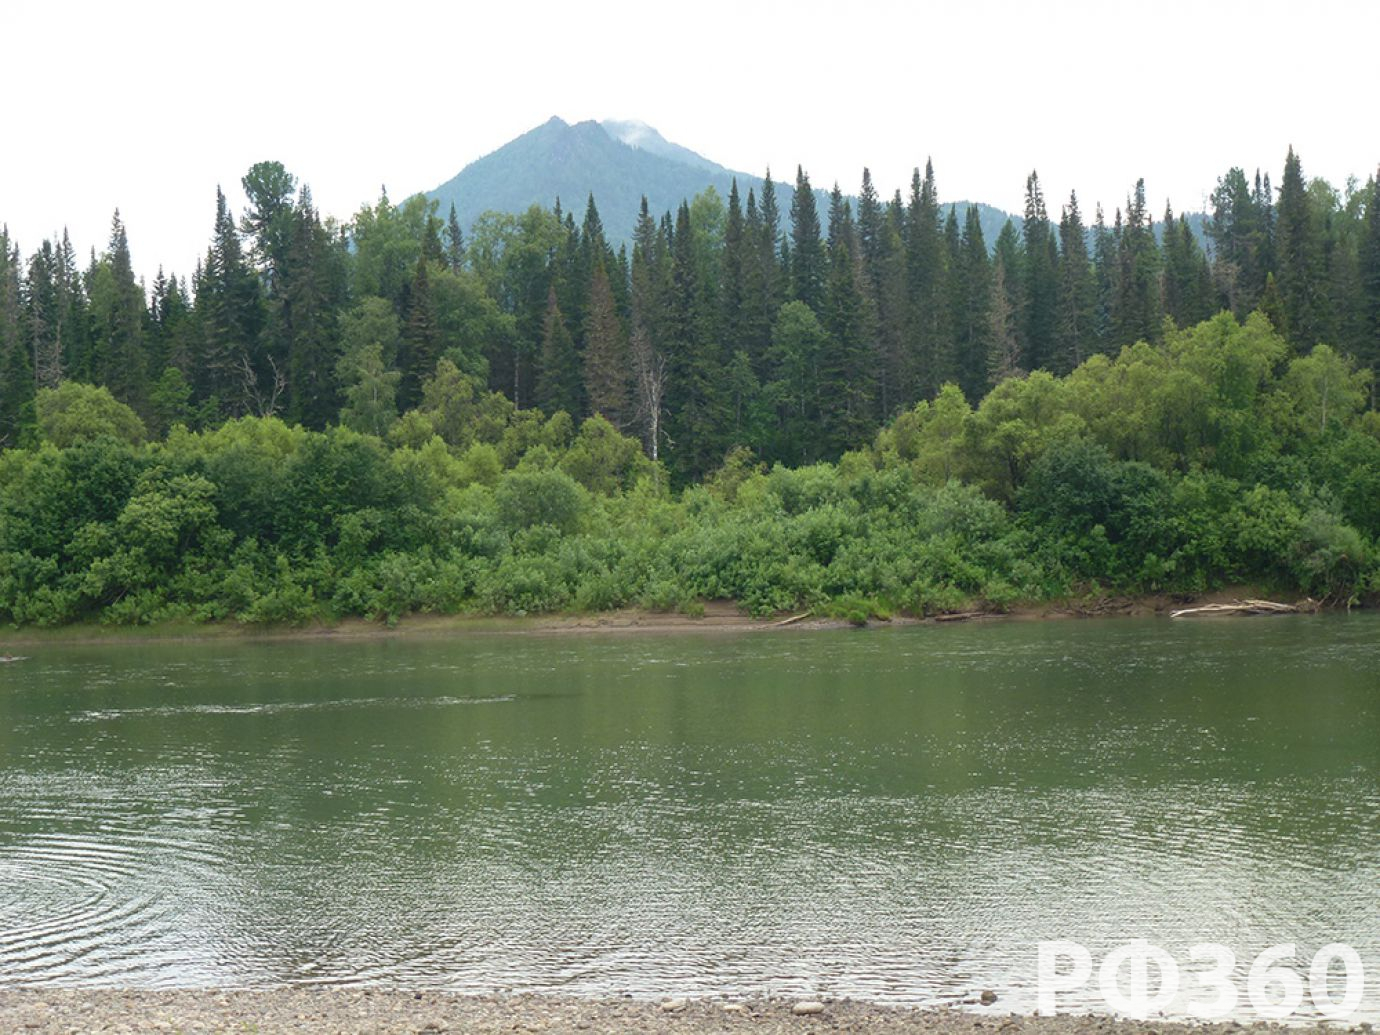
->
xmin=35 ymin=382 xmax=147 ymax=447
xmin=2 ymin=309 xmax=1374 ymax=629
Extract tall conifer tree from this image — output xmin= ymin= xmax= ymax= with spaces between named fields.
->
xmin=905 ymin=160 xmax=947 ymax=399
xmin=1275 ymin=146 xmax=1325 ymax=349
xmin=93 ymin=212 xmax=150 ymax=413
xmin=1021 ymin=172 xmax=1058 ymax=371
xmin=953 ymin=205 xmax=992 ymax=401
xmin=666 ymin=201 xmax=725 ymax=481
xmin=583 ymin=261 xmax=629 ymax=426
xmin=536 ymin=286 xmax=581 ymax=417
xmin=720 ymin=180 xmax=746 ymax=356
xmin=1359 ymin=171 xmax=1380 ymax=381
xmin=398 ymin=253 xmax=439 ymax=409
xmin=1054 ymin=192 xmax=1096 ymax=373
xmin=790 ymin=166 xmax=824 ymax=313
xmin=446 ymin=203 xmax=465 ymax=273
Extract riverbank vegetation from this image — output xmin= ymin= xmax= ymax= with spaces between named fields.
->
xmin=1 ymin=309 xmax=1375 ymax=627
xmin=1 ymin=150 xmax=1378 ymax=626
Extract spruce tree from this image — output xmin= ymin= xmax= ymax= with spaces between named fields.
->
xmin=1054 ymin=192 xmax=1096 ymax=373
xmin=1162 ymin=205 xmax=1213 ymax=330
xmin=988 ymin=254 xmax=1021 ymax=384
xmin=0 ymin=229 xmax=33 ymax=445
xmin=569 ymin=194 xmax=612 ymax=348
xmin=1258 ymin=271 xmax=1288 ymax=337
xmin=1319 ymin=184 xmax=1368 ymax=362
xmin=873 ymin=195 xmax=909 ymax=416
xmin=1091 ymin=205 xmax=1117 ymax=353
xmin=856 ymin=167 xmax=903 ymax=415
xmin=1110 ymin=180 xmax=1163 ymax=347
xmin=93 ymin=212 xmax=150 ymax=414
xmin=197 ymin=187 xmax=265 ymax=413
xmin=398 ymin=253 xmax=440 ymax=410
xmin=25 ymin=242 xmax=63 ymax=389
xmin=740 ymin=175 xmax=784 ymax=373
xmin=1359 ymin=171 xmax=1380 ymax=381
xmin=665 ymin=201 xmax=725 ymax=481
xmin=446 ymin=202 xmax=465 ymax=273
xmin=992 ymin=219 xmax=1025 ymax=370
xmin=819 ymin=192 xmax=873 ymax=454
xmin=936 ymin=205 xmax=962 ymax=389
xmin=56 ymin=229 xmax=91 ymax=381
xmin=1275 ymin=146 xmax=1325 ymax=349
xmin=857 ymin=169 xmax=885 ymax=283
xmin=905 ymin=160 xmax=947 ymax=399
xmin=1021 ymin=172 xmax=1058 ymax=371
xmin=536 ymin=287 xmax=581 ymax=417
xmin=1255 ymin=170 xmax=1276 ymax=296
xmin=759 ymin=171 xmax=784 ymax=313
xmin=790 ymin=166 xmax=824 ymax=313
xmin=284 ymin=190 xmax=341 ymax=428
xmin=583 ymin=261 xmax=629 ymax=426
xmin=948 ymin=205 xmax=991 ymax=401
xmin=1208 ymin=168 xmax=1268 ymax=315
xmin=720 ymin=180 xmax=746 ymax=357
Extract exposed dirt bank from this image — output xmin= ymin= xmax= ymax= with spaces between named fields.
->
xmin=0 ymin=587 xmax=1333 ymax=649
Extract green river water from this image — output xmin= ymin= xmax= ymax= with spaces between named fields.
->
xmin=1 ymin=616 xmax=1377 ymax=1019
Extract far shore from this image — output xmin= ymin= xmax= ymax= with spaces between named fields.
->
xmin=0 ymin=990 xmax=1350 ymax=1035
xmin=0 ymin=587 xmax=1338 ymax=649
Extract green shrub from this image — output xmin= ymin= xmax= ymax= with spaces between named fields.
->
xmin=494 ymin=468 xmax=586 ymax=535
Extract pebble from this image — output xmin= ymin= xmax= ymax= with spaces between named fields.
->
xmin=980 ymin=991 xmax=998 ymax=1005
xmin=661 ymin=998 xmax=688 ymax=1012
xmin=793 ymin=1001 xmax=827 ymax=1015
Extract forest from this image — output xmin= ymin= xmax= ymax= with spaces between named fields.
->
xmin=1 ymin=148 xmax=1378 ymax=626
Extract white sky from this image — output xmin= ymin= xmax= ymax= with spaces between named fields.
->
xmin=4 ymin=0 xmax=1377 ymax=283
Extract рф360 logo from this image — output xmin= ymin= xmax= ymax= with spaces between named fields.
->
xmin=1038 ymin=941 xmax=1366 ymax=1020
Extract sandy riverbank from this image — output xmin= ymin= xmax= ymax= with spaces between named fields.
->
xmin=0 ymin=990 xmax=1346 ymax=1035
xmin=0 ymin=587 xmax=1325 ymax=649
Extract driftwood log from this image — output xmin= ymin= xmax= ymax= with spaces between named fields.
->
xmin=1170 ymin=598 xmax=1300 ymax=619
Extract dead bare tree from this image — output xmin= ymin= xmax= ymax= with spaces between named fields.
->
xmin=630 ymin=325 xmax=667 ymax=461
xmin=239 ymin=353 xmax=287 ymax=418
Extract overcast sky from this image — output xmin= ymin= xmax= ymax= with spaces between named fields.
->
xmin=4 ymin=0 xmax=1377 ymax=282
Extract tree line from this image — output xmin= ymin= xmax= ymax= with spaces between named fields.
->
xmin=2 ymin=148 xmax=1379 ymax=488
xmin=2 ymin=306 xmax=1375 ymax=628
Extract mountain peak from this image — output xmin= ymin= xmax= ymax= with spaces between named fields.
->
xmin=423 ymin=117 xmax=741 ymax=243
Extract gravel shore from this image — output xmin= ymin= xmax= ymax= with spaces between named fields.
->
xmin=0 ymin=991 xmax=1345 ymax=1035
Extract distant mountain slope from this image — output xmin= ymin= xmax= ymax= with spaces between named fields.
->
xmin=421 ymin=117 xmax=1206 ymax=254
xmin=423 ymin=117 xmax=1022 ymax=248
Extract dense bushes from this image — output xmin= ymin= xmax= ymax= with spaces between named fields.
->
xmin=1 ymin=313 xmax=1377 ymax=627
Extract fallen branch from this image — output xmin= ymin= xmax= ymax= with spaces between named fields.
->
xmin=933 ymin=611 xmax=988 ymax=623
xmin=771 ymin=612 xmax=812 ymax=627
xmin=1170 ymin=599 xmax=1298 ymax=619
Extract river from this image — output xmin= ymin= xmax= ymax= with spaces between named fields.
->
xmin=1 ymin=616 xmax=1377 ymax=1020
